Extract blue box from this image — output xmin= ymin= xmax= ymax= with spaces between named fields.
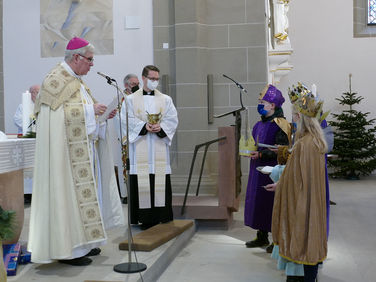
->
xmin=2 ymin=243 xmax=21 ymax=276
xmin=19 ymin=245 xmax=31 ymax=264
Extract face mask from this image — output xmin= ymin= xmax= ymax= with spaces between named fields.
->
xmin=257 ymin=104 xmax=268 ymax=116
xmin=131 ymin=85 xmax=139 ymax=93
xmin=147 ymin=79 xmax=158 ymax=91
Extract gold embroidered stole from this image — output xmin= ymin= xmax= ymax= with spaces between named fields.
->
xmin=133 ymin=90 xmax=167 ymax=209
xmin=39 ymin=64 xmax=105 ymax=242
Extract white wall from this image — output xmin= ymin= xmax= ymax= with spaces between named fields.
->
xmin=279 ymin=0 xmax=376 ymax=121
xmin=3 ymin=0 xmax=154 ymax=133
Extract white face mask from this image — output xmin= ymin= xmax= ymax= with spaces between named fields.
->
xmin=147 ymin=79 xmax=159 ymax=91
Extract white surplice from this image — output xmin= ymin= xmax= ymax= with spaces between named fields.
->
xmin=121 ymin=89 xmax=178 ymax=209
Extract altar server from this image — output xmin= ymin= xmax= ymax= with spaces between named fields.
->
xmin=121 ymin=65 xmax=178 ymax=229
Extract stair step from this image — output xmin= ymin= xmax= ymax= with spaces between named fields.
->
xmin=172 ymin=195 xmax=219 ymax=207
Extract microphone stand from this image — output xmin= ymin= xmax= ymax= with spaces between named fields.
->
xmin=101 ymin=77 xmax=147 ymax=274
xmin=214 ymin=74 xmax=247 ymax=197
xmin=215 ymin=75 xmax=246 ymax=118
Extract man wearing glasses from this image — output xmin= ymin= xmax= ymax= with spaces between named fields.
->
xmin=28 ymin=37 xmax=124 ymax=266
xmin=123 ymin=73 xmax=140 ymax=95
xmin=121 ymin=65 xmax=178 ymax=229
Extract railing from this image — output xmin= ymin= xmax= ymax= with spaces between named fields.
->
xmin=181 ymin=136 xmax=227 ymax=215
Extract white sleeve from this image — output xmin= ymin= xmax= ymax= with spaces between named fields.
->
xmin=126 ymin=97 xmax=146 ymax=144
xmin=98 ymin=122 xmax=107 ymax=140
xmin=119 ymin=100 xmax=128 ymax=143
xmin=84 ymin=104 xmax=97 ymax=136
xmin=160 ymin=96 xmax=178 ymax=145
xmin=14 ymin=104 xmax=23 ymax=131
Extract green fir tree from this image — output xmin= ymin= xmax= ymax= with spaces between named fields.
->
xmin=0 ymin=205 xmax=16 ymax=241
xmin=329 ymin=74 xmax=376 ymax=179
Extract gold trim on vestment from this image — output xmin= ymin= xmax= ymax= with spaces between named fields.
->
xmin=274 ymin=245 xmax=327 ymax=266
xmin=38 ymin=64 xmax=105 ymax=242
xmin=64 ymin=99 xmax=105 ymax=241
xmin=34 ymin=64 xmax=97 ymax=115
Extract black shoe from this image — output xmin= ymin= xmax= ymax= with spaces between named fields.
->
xmin=266 ymin=243 xmax=274 ymax=253
xmin=24 ymin=194 xmax=32 ymax=204
xmin=329 ymin=200 xmax=337 ymax=205
xmin=245 ymin=231 xmax=269 ymax=248
xmin=286 ymin=276 xmax=304 ymax=282
xmin=58 ymin=256 xmax=92 ymax=266
xmin=85 ymin=247 xmax=101 ymax=256
xmin=140 ymin=223 xmax=157 ymax=230
xmin=122 ymin=197 xmax=128 ymax=204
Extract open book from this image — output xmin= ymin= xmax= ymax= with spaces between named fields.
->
xmin=256 ymin=166 xmax=274 ymax=174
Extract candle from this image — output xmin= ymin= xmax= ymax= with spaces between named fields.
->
xmin=311 ymin=84 xmax=317 ymax=97
xmin=22 ymin=91 xmax=33 ymax=136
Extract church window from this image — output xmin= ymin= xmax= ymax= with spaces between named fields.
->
xmin=354 ymin=0 xmax=376 ymax=37
xmin=368 ymin=0 xmax=376 ymax=24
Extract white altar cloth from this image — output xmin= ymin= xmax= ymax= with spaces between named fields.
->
xmin=0 ymin=138 xmax=36 ymax=174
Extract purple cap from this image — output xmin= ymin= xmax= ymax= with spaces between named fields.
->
xmin=66 ymin=37 xmax=89 ymax=50
xmin=259 ymin=84 xmax=285 ymax=108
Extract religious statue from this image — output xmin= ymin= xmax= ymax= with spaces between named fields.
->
xmin=268 ymin=0 xmax=291 ymax=49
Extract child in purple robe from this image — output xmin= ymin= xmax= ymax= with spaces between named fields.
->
xmin=244 ymin=84 xmax=290 ymax=253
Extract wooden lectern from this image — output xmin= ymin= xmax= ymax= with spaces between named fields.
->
xmin=172 ymin=126 xmax=240 ymax=227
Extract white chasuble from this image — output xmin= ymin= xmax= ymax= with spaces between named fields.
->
xmin=28 ymin=63 xmax=124 ymax=263
xmin=125 ymin=89 xmax=178 ymax=209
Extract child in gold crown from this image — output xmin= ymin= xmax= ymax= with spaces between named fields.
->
xmin=265 ymin=91 xmax=328 ymax=282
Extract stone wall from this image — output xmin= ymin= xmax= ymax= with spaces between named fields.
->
xmin=153 ymin=0 xmax=268 ymax=195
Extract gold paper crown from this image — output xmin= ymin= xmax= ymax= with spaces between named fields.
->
xmin=294 ymin=94 xmax=324 ymax=118
xmin=239 ymin=135 xmax=257 ymax=156
xmin=288 ymin=82 xmax=311 ymax=103
xmin=259 ymin=84 xmax=270 ymax=100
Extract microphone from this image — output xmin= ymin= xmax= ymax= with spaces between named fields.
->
xmin=223 ymin=74 xmax=247 ymax=93
xmin=97 ymin=71 xmax=116 ymax=82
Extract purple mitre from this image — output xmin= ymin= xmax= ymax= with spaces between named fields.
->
xmin=259 ymin=84 xmax=285 ymax=108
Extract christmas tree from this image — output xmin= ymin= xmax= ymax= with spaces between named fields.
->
xmin=328 ymin=74 xmax=376 ymax=179
xmin=0 ymin=205 xmax=16 ymax=241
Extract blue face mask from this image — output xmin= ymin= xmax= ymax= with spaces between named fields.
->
xmin=257 ymin=104 xmax=268 ymax=116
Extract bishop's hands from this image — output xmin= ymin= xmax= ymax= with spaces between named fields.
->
xmin=94 ymin=103 xmax=117 ymax=120
xmin=146 ymin=122 xmax=161 ymax=133
xmin=94 ymin=103 xmax=107 ymax=115
xmin=107 ymin=109 xmax=117 ymax=119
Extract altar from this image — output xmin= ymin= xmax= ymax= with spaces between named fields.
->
xmin=0 ymin=138 xmax=35 ymax=243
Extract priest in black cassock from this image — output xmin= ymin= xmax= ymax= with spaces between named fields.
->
xmin=121 ymin=65 xmax=178 ymax=229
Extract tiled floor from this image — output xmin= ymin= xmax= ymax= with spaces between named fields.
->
xmin=159 ymin=176 xmax=376 ymax=282
xmin=8 ymin=176 xmax=376 ymax=282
